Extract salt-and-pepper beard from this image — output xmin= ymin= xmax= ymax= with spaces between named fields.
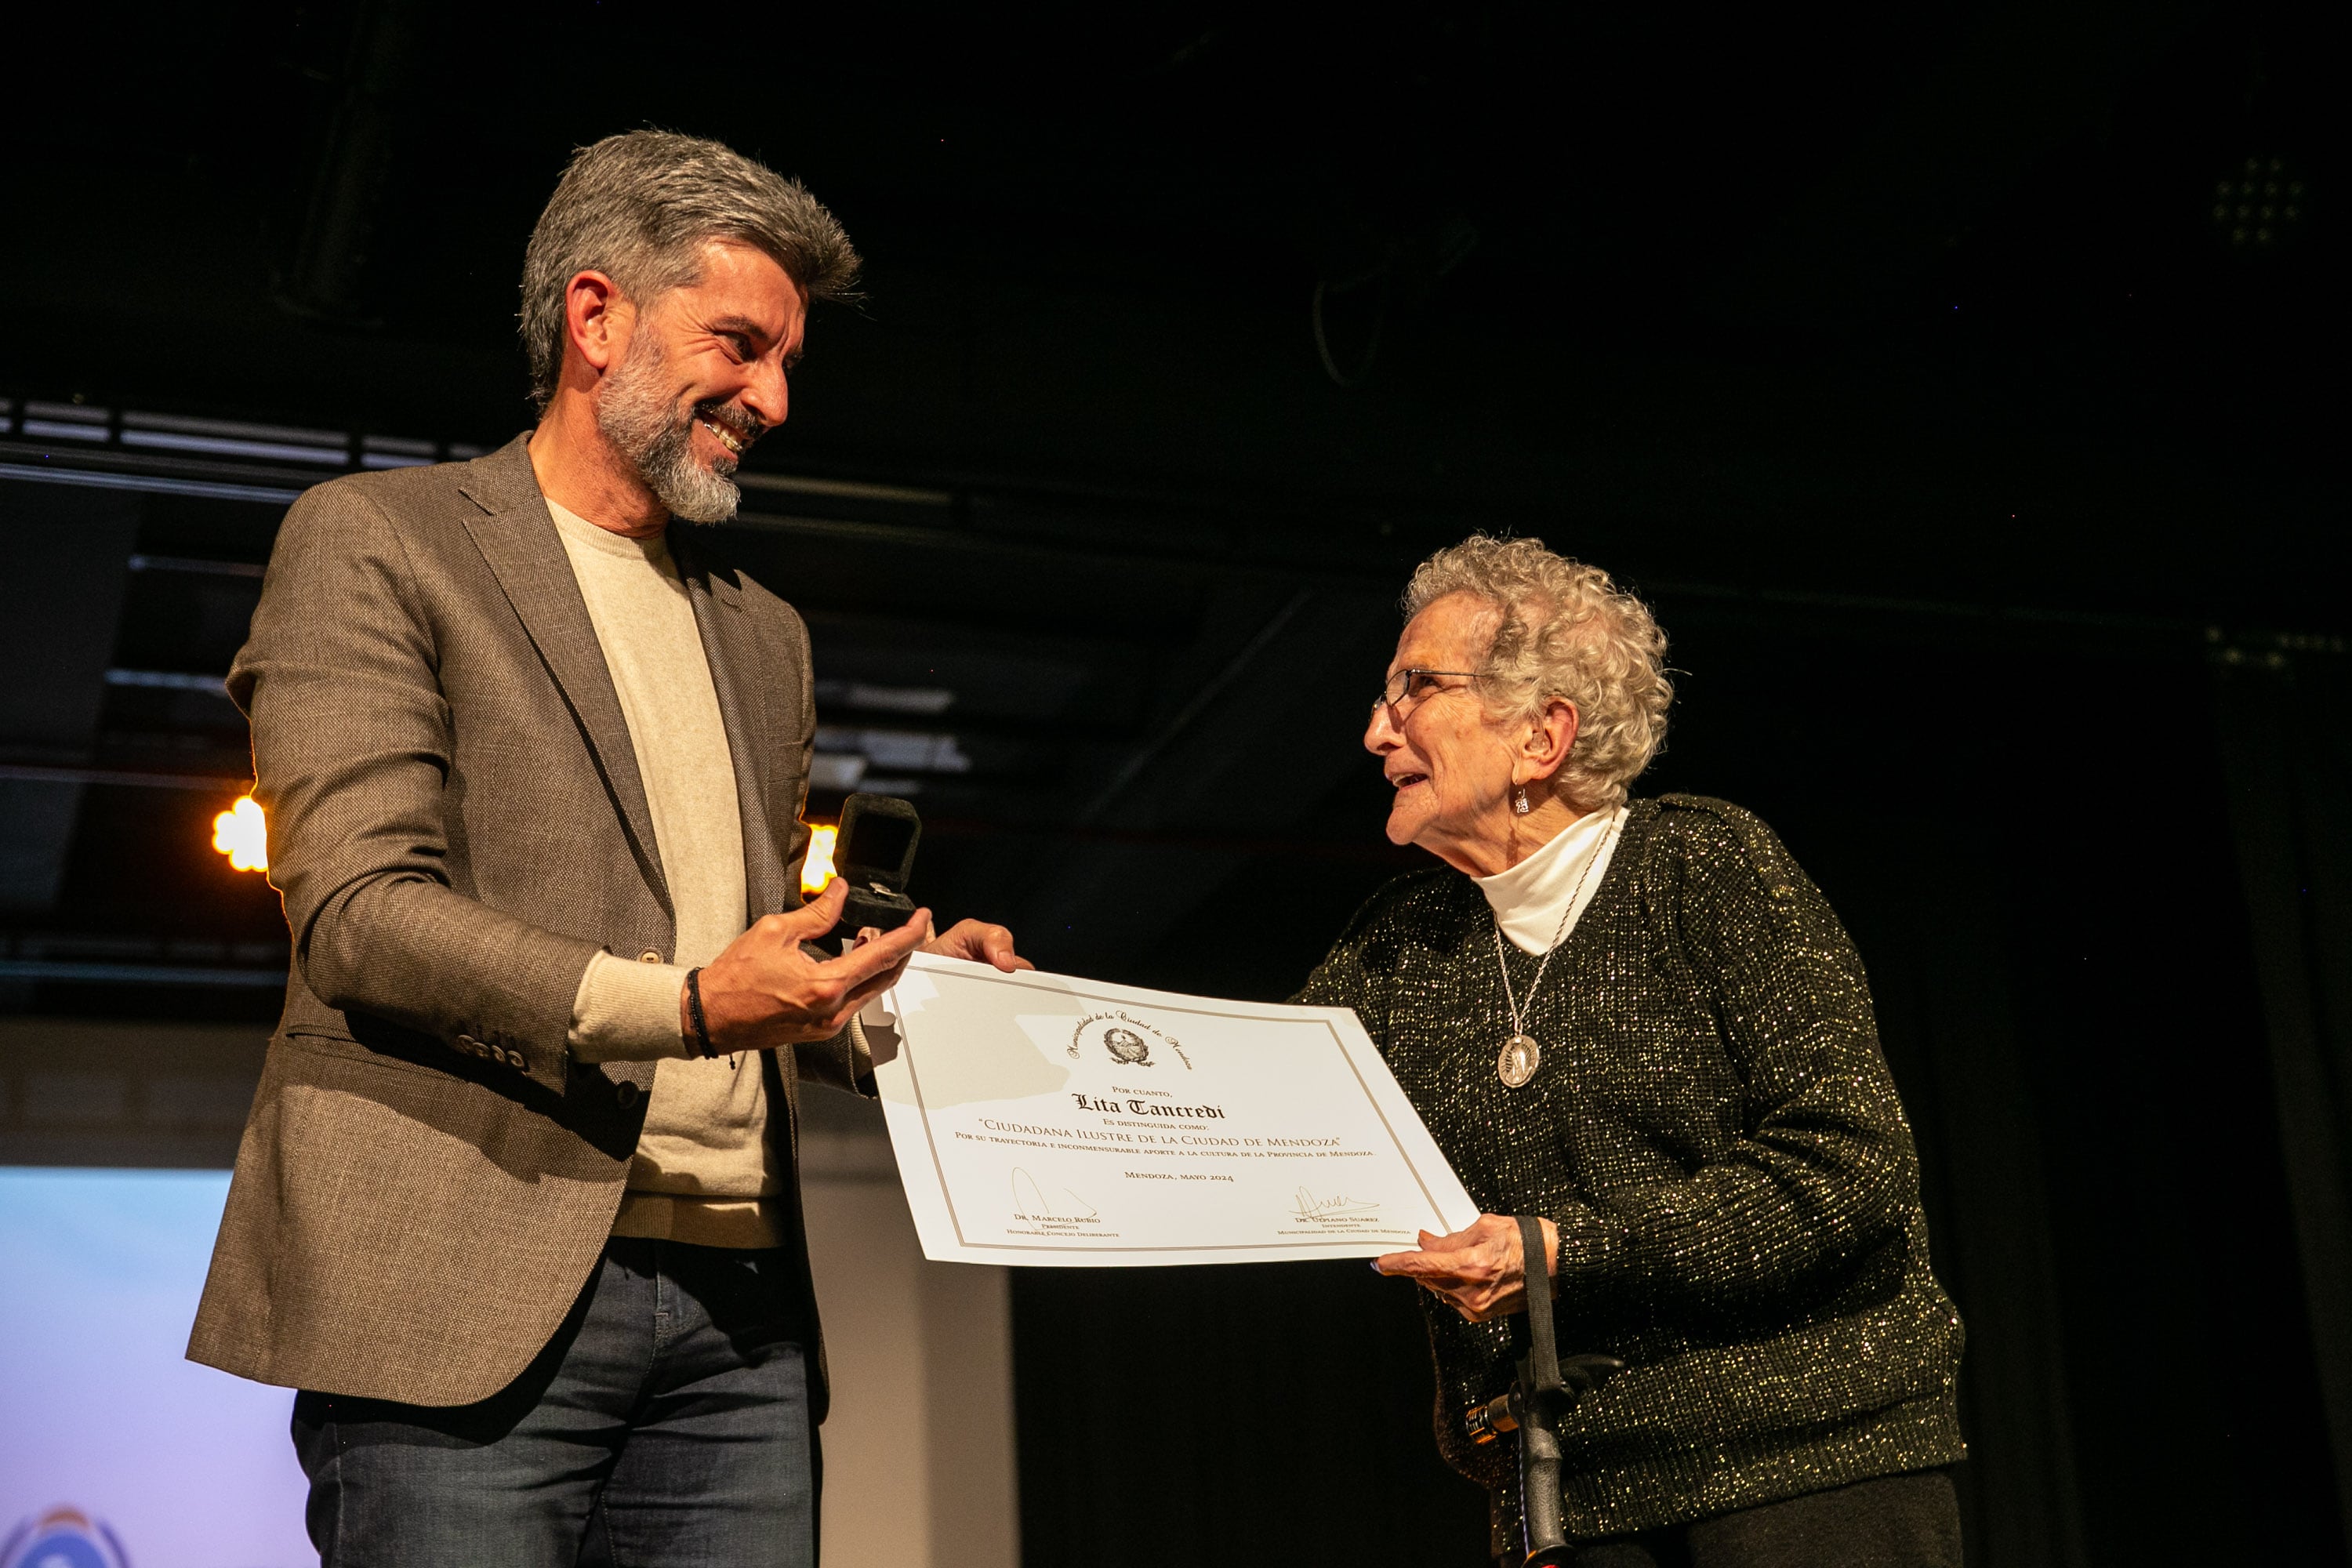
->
xmin=593 ymin=329 xmax=751 ymax=524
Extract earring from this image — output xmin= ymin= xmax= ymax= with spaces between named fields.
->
xmin=1512 ymin=786 xmax=1530 ymax=815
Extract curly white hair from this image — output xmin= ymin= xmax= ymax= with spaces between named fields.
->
xmin=1403 ymin=536 xmax=1673 ymax=811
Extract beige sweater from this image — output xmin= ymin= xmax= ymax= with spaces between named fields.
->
xmin=549 ymin=499 xmax=782 ymax=1248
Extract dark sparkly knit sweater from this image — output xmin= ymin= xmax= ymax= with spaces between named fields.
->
xmin=1295 ymin=794 xmax=1965 ymax=1541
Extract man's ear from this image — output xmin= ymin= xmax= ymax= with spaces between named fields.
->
xmin=563 ymin=270 xmax=629 ymax=376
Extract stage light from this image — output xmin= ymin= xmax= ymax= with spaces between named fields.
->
xmin=2212 ymin=156 xmax=2305 ymax=249
xmin=801 ymin=824 xmax=838 ymax=896
xmin=211 ymin=797 xmax=268 ymax=873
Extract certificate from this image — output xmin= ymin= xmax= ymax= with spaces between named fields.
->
xmin=869 ymin=953 xmax=1479 ymax=1266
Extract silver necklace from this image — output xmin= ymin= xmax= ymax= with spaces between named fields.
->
xmin=1490 ymin=815 xmax=1620 ymax=1088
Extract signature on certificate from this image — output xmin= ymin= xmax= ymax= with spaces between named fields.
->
xmin=1289 ymin=1186 xmax=1380 ymax=1225
xmin=1011 ymin=1167 xmax=1099 ymax=1223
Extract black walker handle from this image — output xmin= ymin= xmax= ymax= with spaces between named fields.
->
xmin=1457 ymin=1217 xmax=1626 ymax=1568
xmin=1515 ymin=1214 xmax=1572 ymax=1566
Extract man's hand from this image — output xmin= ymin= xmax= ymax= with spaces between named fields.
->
xmin=1371 ymin=1214 xmax=1560 ymax=1323
xmin=691 ymin=880 xmax=927 ymax=1053
xmin=921 ymin=917 xmax=1032 ymax=973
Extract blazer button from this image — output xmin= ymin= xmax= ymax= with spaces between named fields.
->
xmin=638 ymin=950 xmax=662 ymax=964
xmin=615 ymin=1081 xmax=643 ymax=1109
xmin=457 ymin=1033 xmax=481 ymax=1052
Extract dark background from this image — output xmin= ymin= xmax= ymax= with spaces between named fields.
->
xmin=2 ymin=2 xmax=2343 ymax=1563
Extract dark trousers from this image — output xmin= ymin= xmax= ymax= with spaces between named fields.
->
xmin=1530 ymin=1470 xmax=1962 ymax=1568
xmin=292 ymin=1238 xmax=818 ymax=1568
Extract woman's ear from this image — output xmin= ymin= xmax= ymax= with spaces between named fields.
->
xmin=1519 ymin=698 xmax=1579 ymax=782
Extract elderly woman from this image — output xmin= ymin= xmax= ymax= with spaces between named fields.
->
xmin=1299 ymin=538 xmax=1964 ymax=1566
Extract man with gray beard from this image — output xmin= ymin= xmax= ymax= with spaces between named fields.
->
xmin=188 ymin=130 xmax=1026 ymax=1567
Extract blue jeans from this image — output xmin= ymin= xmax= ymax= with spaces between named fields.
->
xmin=292 ymin=1239 xmax=817 ymax=1568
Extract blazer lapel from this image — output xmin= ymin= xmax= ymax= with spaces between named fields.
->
xmin=675 ymin=531 xmax=793 ymax=922
xmin=456 ymin=439 xmax=671 ymax=917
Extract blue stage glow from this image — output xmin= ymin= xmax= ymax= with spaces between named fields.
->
xmin=0 ymin=1169 xmax=314 ymax=1567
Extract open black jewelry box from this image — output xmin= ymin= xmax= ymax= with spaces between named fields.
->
xmin=826 ymin=792 xmax=922 ymax=937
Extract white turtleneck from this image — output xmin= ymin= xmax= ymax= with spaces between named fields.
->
xmin=1472 ymin=804 xmax=1628 ymax=954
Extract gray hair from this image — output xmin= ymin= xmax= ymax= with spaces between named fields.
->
xmin=1403 ymin=536 xmax=1673 ymax=811
xmin=520 ymin=130 xmax=862 ymax=408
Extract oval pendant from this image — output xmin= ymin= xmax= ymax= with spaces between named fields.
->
xmin=1497 ymin=1033 xmax=1541 ymax=1088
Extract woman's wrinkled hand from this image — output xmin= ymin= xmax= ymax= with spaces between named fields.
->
xmin=920 ymin=917 xmax=1032 ymax=972
xmin=1372 ymin=1214 xmax=1560 ymax=1323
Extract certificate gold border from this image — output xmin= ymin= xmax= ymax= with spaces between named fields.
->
xmin=897 ymin=966 xmax=1464 ymax=1256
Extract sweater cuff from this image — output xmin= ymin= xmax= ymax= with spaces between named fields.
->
xmin=1551 ymin=1197 xmax=1626 ymax=1305
xmin=848 ymin=1009 xmax=886 ymax=1095
xmin=568 ymin=950 xmax=691 ymax=1062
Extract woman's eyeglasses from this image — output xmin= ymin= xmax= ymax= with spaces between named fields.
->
xmin=1372 ymin=668 xmax=1482 ymax=721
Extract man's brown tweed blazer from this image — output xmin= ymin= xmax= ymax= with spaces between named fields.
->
xmin=187 ymin=436 xmax=860 ymax=1414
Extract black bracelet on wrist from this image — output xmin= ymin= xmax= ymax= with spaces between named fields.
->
xmin=684 ymin=966 xmax=716 ymax=1059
